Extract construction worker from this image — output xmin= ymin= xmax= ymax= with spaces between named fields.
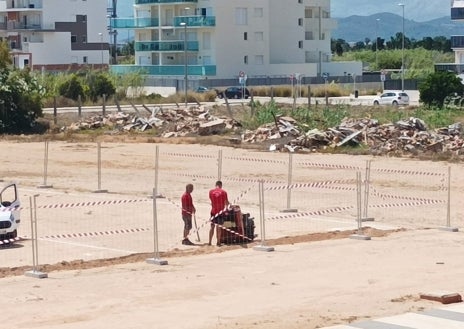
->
xmin=208 ymin=180 xmax=230 ymax=246
xmin=181 ymin=183 xmax=196 ymax=245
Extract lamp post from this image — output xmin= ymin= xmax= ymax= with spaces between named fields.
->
xmin=98 ymin=32 xmax=104 ymax=68
xmin=375 ymin=18 xmax=380 ymax=69
xmin=398 ymin=3 xmax=405 ymax=91
xmin=180 ymin=22 xmax=188 ymax=108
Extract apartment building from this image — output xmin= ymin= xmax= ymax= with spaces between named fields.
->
xmin=0 ymin=0 xmax=109 ymax=70
xmin=111 ymin=0 xmax=359 ymax=80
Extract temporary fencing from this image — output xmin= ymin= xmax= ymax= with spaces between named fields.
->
xmin=1 ymin=141 xmax=462 ymax=273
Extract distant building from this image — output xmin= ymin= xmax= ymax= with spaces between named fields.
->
xmin=436 ymin=0 xmax=464 ymax=73
xmin=0 ymin=0 xmax=109 ymax=71
xmin=110 ymin=0 xmax=361 ymax=82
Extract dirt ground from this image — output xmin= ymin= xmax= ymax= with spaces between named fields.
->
xmin=1 ymin=129 xmax=464 ymax=328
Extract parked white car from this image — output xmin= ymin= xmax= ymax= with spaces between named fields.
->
xmin=373 ymin=92 xmax=410 ymax=106
xmin=0 ymin=183 xmax=21 ymax=244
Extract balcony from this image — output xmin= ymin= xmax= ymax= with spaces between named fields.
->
xmin=135 ymin=0 xmax=197 ymax=5
xmin=451 ymin=7 xmax=464 ymax=20
xmin=135 ymin=40 xmax=199 ymax=52
xmin=111 ymin=17 xmax=159 ymax=29
xmin=6 ymin=1 xmax=43 ymax=10
xmin=110 ymin=64 xmax=216 ymax=76
xmin=5 ymin=21 xmax=43 ymax=30
xmin=174 ymin=15 xmax=215 ymax=27
xmin=451 ymin=35 xmax=464 ymax=49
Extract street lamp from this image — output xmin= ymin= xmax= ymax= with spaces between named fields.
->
xmin=398 ymin=3 xmax=405 ymax=91
xmin=375 ymin=18 xmax=380 ymax=69
xmin=98 ymin=32 xmax=104 ymax=68
xmin=180 ymin=22 xmax=188 ymax=108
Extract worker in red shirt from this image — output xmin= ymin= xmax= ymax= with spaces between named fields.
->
xmin=181 ymin=183 xmax=196 ymax=245
xmin=208 ymin=180 xmax=230 ymax=246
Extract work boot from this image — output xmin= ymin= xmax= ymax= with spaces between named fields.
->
xmin=182 ymin=238 xmax=194 ymax=245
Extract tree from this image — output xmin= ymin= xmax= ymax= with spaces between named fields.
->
xmin=419 ymin=71 xmax=464 ymax=107
xmin=87 ymin=72 xmax=116 ymax=102
xmin=58 ymin=74 xmax=84 ymax=101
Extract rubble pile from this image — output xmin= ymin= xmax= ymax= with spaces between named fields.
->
xmin=285 ymin=117 xmax=464 ymax=155
xmin=64 ymin=106 xmax=242 ymax=137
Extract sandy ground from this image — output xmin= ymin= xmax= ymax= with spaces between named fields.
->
xmin=1 ymin=140 xmax=464 ymax=329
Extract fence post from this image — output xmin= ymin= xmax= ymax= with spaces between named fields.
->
xmin=93 ymin=142 xmax=108 ymax=193
xmin=254 ymin=180 xmax=274 ymax=252
xmin=440 ymin=166 xmax=458 ymax=232
xmin=217 ymin=149 xmax=223 ymax=181
xmin=350 ymin=172 xmax=371 ymax=240
xmin=78 ymin=95 xmax=82 ymax=118
xmin=146 ymin=188 xmax=168 ymax=265
xmin=362 ymin=160 xmax=374 ymax=221
xmin=102 ymin=94 xmax=106 ymax=116
xmin=37 ymin=140 xmax=53 ymax=189
xmin=53 ymin=96 xmax=57 ymax=125
xmin=281 ymin=152 xmax=297 ymax=213
xmin=25 ymin=195 xmax=48 ymax=278
xmin=151 ymin=145 xmax=164 ymax=198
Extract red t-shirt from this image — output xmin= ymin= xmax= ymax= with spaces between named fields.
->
xmin=181 ymin=192 xmax=194 ymax=216
xmin=209 ymin=187 xmax=228 ymax=215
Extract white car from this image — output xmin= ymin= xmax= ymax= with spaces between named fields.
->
xmin=373 ymin=92 xmax=409 ymax=106
xmin=0 ymin=183 xmax=21 ymax=244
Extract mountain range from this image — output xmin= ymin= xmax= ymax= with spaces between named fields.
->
xmin=332 ymin=13 xmax=460 ymax=42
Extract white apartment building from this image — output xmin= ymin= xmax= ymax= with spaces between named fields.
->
xmin=0 ymin=0 xmax=109 ymax=70
xmin=111 ymin=0 xmax=361 ymax=80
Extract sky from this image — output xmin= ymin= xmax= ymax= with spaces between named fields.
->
xmin=331 ymin=0 xmax=451 ymax=21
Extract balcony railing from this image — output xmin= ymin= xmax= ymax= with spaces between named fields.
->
xmin=435 ymin=63 xmax=464 ymax=74
xmin=111 ymin=17 xmax=159 ymax=29
xmin=135 ymin=0 xmax=197 ymax=5
xmin=451 ymin=7 xmax=464 ymax=20
xmin=451 ymin=35 xmax=464 ymax=48
xmin=110 ymin=64 xmax=216 ymax=76
xmin=174 ymin=16 xmax=215 ymax=27
xmin=135 ymin=40 xmax=199 ymax=51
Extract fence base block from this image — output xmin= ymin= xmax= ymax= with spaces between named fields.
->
xmin=439 ymin=226 xmax=459 ymax=232
xmin=280 ymin=208 xmax=298 ymax=213
xmin=37 ymin=184 xmax=53 ymax=189
xmin=93 ymin=189 xmax=108 ymax=193
xmin=253 ymin=245 xmax=275 ymax=252
xmin=361 ymin=217 xmax=375 ymax=222
xmin=349 ymin=234 xmax=371 ymax=241
xmin=25 ymin=270 xmax=48 ymax=279
xmin=146 ymin=258 xmax=168 ymax=266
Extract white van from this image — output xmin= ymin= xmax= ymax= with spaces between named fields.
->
xmin=0 ymin=183 xmax=21 ymax=244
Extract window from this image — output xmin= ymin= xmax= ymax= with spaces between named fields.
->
xmin=82 ymin=35 xmax=87 ymax=43
xmin=298 ymin=41 xmax=303 ymax=49
xmin=305 ymin=31 xmax=313 ymax=40
xmin=235 ymin=8 xmax=247 ymax=25
xmin=244 ymin=55 xmax=248 ymax=64
xmin=305 ymin=9 xmax=312 ymax=18
xmin=255 ymin=55 xmax=264 ymax=65
xmin=83 ymin=56 xmax=88 ymax=63
xmin=298 ymin=18 xmax=303 ymax=26
xmin=253 ymin=8 xmax=263 ymax=17
xmin=202 ymin=32 xmax=211 ymax=50
xmin=254 ymin=32 xmax=263 ymax=41
xmin=71 ymin=35 xmax=77 ymax=43
xmin=244 ymin=32 xmax=247 ymax=41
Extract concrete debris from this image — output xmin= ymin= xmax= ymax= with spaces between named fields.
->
xmin=62 ymin=106 xmax=241 ymax=137
xmin=243 ymin=116 xmax=464 ymax=156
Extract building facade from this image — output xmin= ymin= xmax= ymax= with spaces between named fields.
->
xmin=0 ymin=0 xmax=109 ymax=70
xmin=111 ymin=0 xmax=359 ymax=80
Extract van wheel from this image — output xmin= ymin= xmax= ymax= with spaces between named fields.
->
xmin=392 ymin=100 xmax=398 ymax=106
xmin=374 ymin=100 xmax=379 ymax=105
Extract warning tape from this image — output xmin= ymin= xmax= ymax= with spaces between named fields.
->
xmin=267 ymin=205 xmax=355 ymax=221
xmin=264 ymin=179 xmax=356 ymax=191
xmin=161 ymin=152 xmax=216 ymax=159
xmin=373 ymin=167 xmax=445 ymax=177
xmin=297 ymin=161 xmax=361 ymax=171
xmin=37 ymin=198 xmax=150 ymax=210
xmin=0 ymin=237 xmax=21 ymax=245
xmin=40 ymin=227 xmax=151 ymax=240
xmin=369 ymin=199 xmax=445 ymax=209
xmin=224 ymin=156 xmax=286 ymax=165
xmin=370 ymin=185 xmax=444 ymax=204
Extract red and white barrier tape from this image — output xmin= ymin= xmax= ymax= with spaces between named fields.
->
xmin=161 ymin=152 xmax=216 ymax=159
xmin=38 ymin=198 xmax=150 ymax=210
xmin=224 ymin=156 xmax=286 ymax=165
xmin=370 ymin=199 xmax=445 ymax=209
xmin=267 ymin=205 xmax=355 ymax=221
xmin=370 ymin=185 xmax=445 ymax=204
xmin=297 ymin=161 xmax=361 ymax=171
xmin=372 ymin=167 xmax=445 ymax=177
xmin=264 ymin=179 xmax=356 ymax=191
xmin=0 ymin=237 xmax=21 ymax=245
xmin=40 ymin=227 xmax=151 ymax=240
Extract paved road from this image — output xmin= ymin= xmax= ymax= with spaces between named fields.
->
xmin=322 ymin=302 xmax=464 ymax=329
